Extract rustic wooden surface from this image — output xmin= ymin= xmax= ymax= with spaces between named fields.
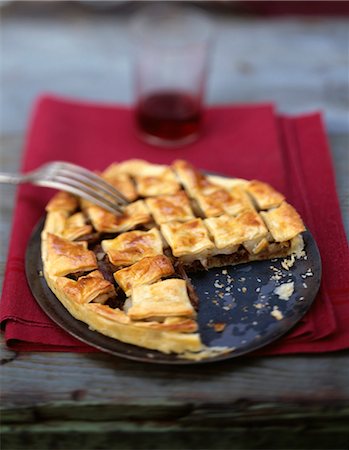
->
xmin=1 ymin=2 xmax=349 ymax=450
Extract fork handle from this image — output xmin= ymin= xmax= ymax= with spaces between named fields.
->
xmin=0 ymin=173 xmax=31 ymax=184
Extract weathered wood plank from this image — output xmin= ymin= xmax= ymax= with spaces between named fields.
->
xmin=1 ymin=343 xmax=349 ymax=410
xmin=2 ymin=421 xmax=349 ymax=450
xmin=4 ymin=403 xmax=349 ymax=425
xmin=328 ymin=133 xmax=349 ymax=234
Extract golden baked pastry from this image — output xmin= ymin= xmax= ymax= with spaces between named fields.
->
xmin=145 ymin=191 xmax=195 ymax=224
xmin=101 ymin=228 xmax=163 ymax=267
xmin=41 ymin=159 xmax=306 ymax=360
xmin=114 ymin=255 xmax=175 ymax=296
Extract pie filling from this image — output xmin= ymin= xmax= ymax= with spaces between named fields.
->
xmin=41 ymin=159 xmax=306 ymax=359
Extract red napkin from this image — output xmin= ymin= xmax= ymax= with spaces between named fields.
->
xmin=1 ymin=95 xmax=348 ymax=354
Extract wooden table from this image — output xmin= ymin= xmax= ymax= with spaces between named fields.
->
xmin=1 ymin=3 xmax=348 ymax=449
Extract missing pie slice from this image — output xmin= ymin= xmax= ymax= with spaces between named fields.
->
xmin=41 ymin=159 xmax=306 ymax=359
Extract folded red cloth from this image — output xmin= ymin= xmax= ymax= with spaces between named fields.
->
xmin=1 ymin=95 xmax=348 ymax=354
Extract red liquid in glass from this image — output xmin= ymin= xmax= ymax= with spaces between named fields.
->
xmin=136 ymin=91 xmax=202 ymax=144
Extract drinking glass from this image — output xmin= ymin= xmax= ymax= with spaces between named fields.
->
xmin=131 ymin=4 xmax=212 ymax=147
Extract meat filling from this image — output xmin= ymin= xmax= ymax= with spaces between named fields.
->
xmin=175 ymin=262 xmax=200 ymax=311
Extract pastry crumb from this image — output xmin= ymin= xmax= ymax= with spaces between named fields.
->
xmin=271 ymin=273 xmax=282 ymax=281
xmin=281 ymin=254 xmax=296 ymax=270
xmin=271 ymin=307 xmax=284 ymax=320
xmin=274 ymin=281 xmax=294 ymax=300
xmin=213 ymin=323 xmax=226 ymax=332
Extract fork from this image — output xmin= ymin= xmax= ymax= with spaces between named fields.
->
xmin=0 ymin=161 xmax=129 ymax=215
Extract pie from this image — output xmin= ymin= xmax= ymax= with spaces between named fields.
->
xmin=41 ymin=159 xmax=305 ymax=359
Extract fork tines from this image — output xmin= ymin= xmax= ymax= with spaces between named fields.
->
xmin=43 ymin=162 xmax=129 ymax=215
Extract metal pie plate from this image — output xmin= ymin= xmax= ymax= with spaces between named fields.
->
xmin=26 ymin=218 xmax=321 ymax=364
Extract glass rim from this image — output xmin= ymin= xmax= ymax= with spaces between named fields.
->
xmin=129 ymin=3 xmax=213 ymax=49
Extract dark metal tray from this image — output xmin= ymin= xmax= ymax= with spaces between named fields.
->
xmin=26 ymin=218 xmax=321 ymax=364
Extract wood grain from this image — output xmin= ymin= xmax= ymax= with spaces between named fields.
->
xmin=2 ymin=350 xmax=349 ymax=410
xmin=2 ymin=422 xmax=349 ymax=450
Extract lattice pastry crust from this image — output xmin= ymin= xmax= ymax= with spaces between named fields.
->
xmin=41 ymin=159 xmax=305 ymax=359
